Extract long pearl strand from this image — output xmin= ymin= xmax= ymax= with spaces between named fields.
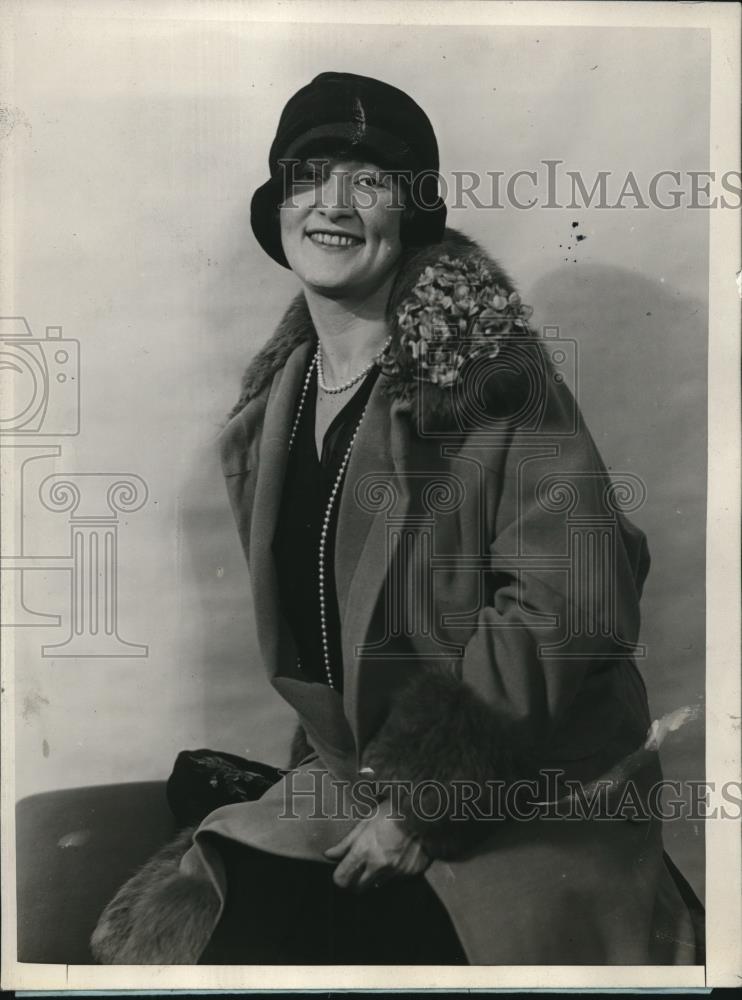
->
xmin=317 ymin=410 xmax=366 ymax=687
xmin=288 ymin=353 xmax=317 ymax=450
xmin=317 ymin=335 xmax=391 ymax=394
xmin=287 ymin=345 xmax=371 ymax=689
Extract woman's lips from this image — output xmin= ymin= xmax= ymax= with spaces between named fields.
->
xmin=307 ymin=231 xmax=364 ymax=249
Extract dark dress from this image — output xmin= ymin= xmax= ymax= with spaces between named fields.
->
xmin=199 ymin=357 xmax=466 ymax=965
xmin=271 ymin=358 xmax=381 ymax=691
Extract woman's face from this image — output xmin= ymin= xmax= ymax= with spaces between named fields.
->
xmin=279 ymin=158 xmax=404 ymax=301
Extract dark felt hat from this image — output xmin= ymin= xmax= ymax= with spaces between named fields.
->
xmin=251 ymin=71 xmax=447 ymax=267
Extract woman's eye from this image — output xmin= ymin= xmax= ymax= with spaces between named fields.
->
xmin=354 ymin=172 xmax=383 ymax=188
xmin=293 ymin=162 xmax=325 ymax=184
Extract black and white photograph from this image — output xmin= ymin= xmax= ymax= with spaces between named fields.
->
xmin=1 ymin=0 xmax=739 ymax=991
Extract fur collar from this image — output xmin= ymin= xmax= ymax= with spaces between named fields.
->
xmin=227 ymin=228 xmax=520 ymax=431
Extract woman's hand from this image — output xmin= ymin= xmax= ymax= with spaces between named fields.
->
xmin=324 ymin=808 xmax=431 ymax=891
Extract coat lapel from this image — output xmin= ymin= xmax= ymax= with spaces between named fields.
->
xmin=335 ymin=378 xmax=415 ymax=740
xmin=244 ymin=336 xmax=449 ymax=749
xmin=248 ymin=338 xmax=313 ymax=678
xmin=245 ymin=336 xmax=415 ymax=710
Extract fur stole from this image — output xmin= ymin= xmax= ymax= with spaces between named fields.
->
xmin=91 ymin=728 xmax=316 ymax=964
xmin=90 ymin=826 xmax=220 ymax=964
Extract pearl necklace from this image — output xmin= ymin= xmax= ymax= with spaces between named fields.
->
xmin=288 ymin=353 xmax=317 ymax=451
xmin=317 ymin=410 xmax=366 ymax=688
xmin=316 ymin=335 xmax=391 ymax=394
xmin=287 ymin=348 xmax=371 ymax=689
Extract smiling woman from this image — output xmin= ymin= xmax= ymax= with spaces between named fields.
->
xmin=280 ymin=158 xmax=403 ymax=299
xmin=278 ymin=156 xmax=406 ymax=451
xmin=91 ymin=71 xmax=704 ymax=967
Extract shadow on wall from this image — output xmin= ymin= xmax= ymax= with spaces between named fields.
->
xmin=530 ymin=262 xmax=707 ymax=901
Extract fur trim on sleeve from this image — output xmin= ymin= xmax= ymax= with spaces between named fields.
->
xmin=90 ymin=826 xmax=220 ymax=964
xmin=361 ymin=671 xmax=522 ymax=859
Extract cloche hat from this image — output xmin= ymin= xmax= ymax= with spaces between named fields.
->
xmin=250 ymin=71 xmax=447 ymax=267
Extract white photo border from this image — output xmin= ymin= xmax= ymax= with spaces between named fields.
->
xmin=1 ymin=0 xmax=739 ymax=991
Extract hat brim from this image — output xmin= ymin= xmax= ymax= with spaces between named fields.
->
xmin=250 ymin=175 xmax=290 ymax=268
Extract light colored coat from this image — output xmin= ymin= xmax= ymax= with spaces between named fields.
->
xmin=92 ymin=231 xmax=702 ymax=966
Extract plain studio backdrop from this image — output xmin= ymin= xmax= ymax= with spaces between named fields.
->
xmin=4 ymin=11 xmax=708 ymax=899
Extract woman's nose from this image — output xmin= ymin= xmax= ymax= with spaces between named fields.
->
xmin=317 ymin=170 xmax=354 ymax=214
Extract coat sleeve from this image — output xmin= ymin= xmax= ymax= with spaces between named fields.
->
xmin=361 ymin=366 xmax=651 ymax=859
